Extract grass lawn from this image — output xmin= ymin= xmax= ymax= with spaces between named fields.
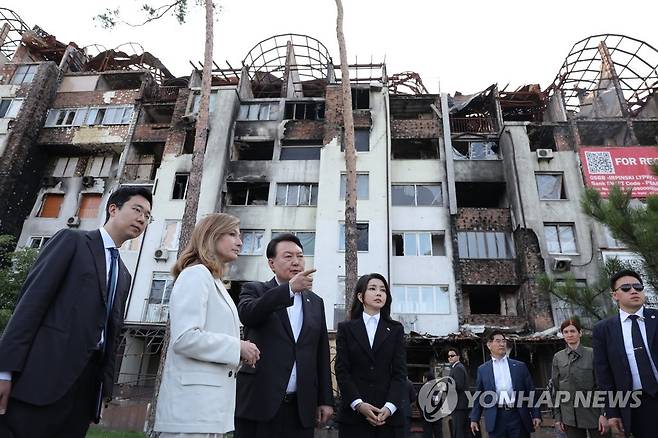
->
xmin=86 ymin=429 xmax=145 ymax=438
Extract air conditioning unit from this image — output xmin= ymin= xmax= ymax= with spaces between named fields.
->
xmin=67 ymin=216 xmax=81 ymax=227
xmin=81 ymin=176 xmax=96 ymax=187
xmin=41 ymin=176 xmax=60 ymax=187
xmin=552 ymin=257 xmax=572 ymax=272
xmin=181 ymin=112 xmax=197 ymax=123
xmin=154 ymin=247 xmax=169 ymax=261
xmin=536 ymin=148 xmax=554 ymax=160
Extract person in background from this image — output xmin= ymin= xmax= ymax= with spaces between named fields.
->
xmin=402 ymin=377 xmax=417 ymax=438
xmin=154 ymin=213 xmax=260 ymax=437
xmin=447 ymin=348 xmax=469 ymax=438
xmin=335 ymin=273 xmax=407 ymax=438
xmin=420 ymin=371 xmax=443 ymax=438
xmin=552 ymin=318 xmax=608 ymax=438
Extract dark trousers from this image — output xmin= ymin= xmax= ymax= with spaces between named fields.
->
xmin=450 ymin=409 xmax=469 ymax=438
xmin=489 ymin=408 xmax=529 ymax=438
xmin=339 ymin=421 xmax=402 ymax=438
xmin=235 ymin=396 xmax=313 ymax=438
xmin=630 ymin=393 xmax=658 ymax=438
xmin=563 ymin=424 xmax=604 ymax=438
xmin=0 ymin=358 xmax=100 ymax=438
xmin=422 ymin=418 xmax=443 ymax=438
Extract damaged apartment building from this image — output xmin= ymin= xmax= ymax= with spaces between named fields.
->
xmin=1 ymin=9 xmax=658 ymax=429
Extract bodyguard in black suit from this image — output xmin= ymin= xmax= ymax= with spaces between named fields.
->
xmin=0 ymin=187 xmax=152 ymax=437
xmin=447 ymin=348 xmax=469 ymax=438
xmin=235 ymin=233 xmax=334 ymax=438
xmin=592 ymin=269 xmax=658 ymax=438
xmin=335 ymin=273 xmax=407 ymax=438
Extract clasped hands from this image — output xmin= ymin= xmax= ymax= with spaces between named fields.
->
xmin=240 ymin=340 xmax=260 ymax=367
xmin=355 ymin=402 xmax=391 ymax=427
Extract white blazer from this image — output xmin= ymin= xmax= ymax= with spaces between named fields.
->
xmin=154 ymin=264 xmax=241 ymax=434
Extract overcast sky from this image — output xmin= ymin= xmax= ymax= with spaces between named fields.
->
xmin=3 ymin=0 xmax=657 ymax=94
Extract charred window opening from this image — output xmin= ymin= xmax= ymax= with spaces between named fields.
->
xmin=352 ymin=88 xmax=369 ymax=110
xmin=124 ymin=143 xmax=163 ymax=181
xmin=172 ymin=173 xmax=189 ymax=199
xmin=233 ymin=140 xmax=274 ymax=160
xmin=140 ymin=104 xmax=174 ymax=124
xmin=391 ymin=139 xmax=439 ymax=159
xmin=449 ymin=85 xmax=497 ymax=133
xmin=634 ymin=121 xmax=658 ymax=146
xmin=499 ymin=85 xmax=546 ymax=122
xmin=284 ymin=101 xmax=325 ymax=120
xmin=389 ymin=96 xmax=436 ymax=119
xmin=527 ymin=124 xmax=557 ymax=151
xmin=226 ymin=182 xmax=270 ymax=206
xmin=392 ymin=232 xmax=445 ymax=256
xmin=452 ymin=140 xmax=499 ymax=160
xmin=466 ymin=286 xmax=501 ymax=314
xmin=280 ymin=140 xmax=322 ymax=160
xmin=182 ymin=129 xmax=195 ymax=154
xmin=455 ymin=182 xmax=506 ymax=208
xmin=577 ymin=121 xmax=626 ymax=146
xmin=96 ymin=72 xmax=144 ymax=91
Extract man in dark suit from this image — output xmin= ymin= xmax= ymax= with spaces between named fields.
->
xmin=470 ymin=330 xmax=541 ymax=438
xmin=0 ymin=186 xmax=152 ymax=437
xmin=447 ymin=348 xmax=469 ymax=438
xmin=592 ymin=269 xmax=658 ymax=438
xmin=235 ymin=233 xmax=334 ymax=438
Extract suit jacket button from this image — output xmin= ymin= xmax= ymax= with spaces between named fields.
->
xmin=370 ymin=366 xmax=375 ymax=371
xmin=228 ymin=370 xmax=233 ymax=377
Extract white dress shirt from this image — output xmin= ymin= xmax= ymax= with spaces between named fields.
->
xmin=0 ymin=228 xmax=119 ymax=382
xmin=619 ymin=306 xmax=658 ymax=390
xmin=350 ymin=312 xmax=397 ymax=415
xmin=491 ymin=355 xmax=515 ymax=406
xmin=276 ymin=277 xmax=302 ymax=394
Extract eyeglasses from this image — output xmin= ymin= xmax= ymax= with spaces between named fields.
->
xmin=131 ymin=205 xmax=153 ymax=223
xmin=447 ymin=354 xmax=457 ymax=358
xmin=614 ymin=283 xmax=644 ymax=293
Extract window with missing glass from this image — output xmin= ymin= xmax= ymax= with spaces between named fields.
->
xmin=339 ymin=174 xmax=369 ymax=200
xmin=240 ymin=230 xmax=265 ymax=255
xmin=237 ymin=102 xmax=279 ymax=121
xmin=275 ymin=183 xmax=318 ymax=206
xmin=544 ymin=223 xmax=577 ymax=254
xmin=392 ymin=232 xmax=445 ymax=256
xmin=172 ymin=173 xmax=189 ymax=199
xmin=28 ymin=236 xmax=50 ymax=250
xmin=391 ymin=285 xmax=450 ymax=314
xmin=536 ymin=173 xmax=566 ymax=200
xmin=452 ymin=140 xmax=499 ymax=160
xmin=226 ymin=182 xmax=270 ymax=206
xmin=391 ymin=184 xmax=442 ymax=206
xmin=456 ymin=231 xmax=516 ymax=259
xmin=338 ymin=223 xmax=369 ymax=251
xmin=149 ymin=273 xmax=175 ymax=305
xmin=271 ymin=231 xmax=316 ymax=256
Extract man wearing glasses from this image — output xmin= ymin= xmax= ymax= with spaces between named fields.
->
xmin=447 ymin=348 xmax=469 ymax=438
xmin=593 ymin=269 xmax=658 ymax=438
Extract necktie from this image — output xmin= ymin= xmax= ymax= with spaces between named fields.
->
xmin=628 ymin=315 xmax=658 ymax=396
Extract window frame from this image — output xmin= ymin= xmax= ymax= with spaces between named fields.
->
xmin=28 ymin=236 xmax=51 ymax=249
xmin=239 ymin=229 xmax=265 ymax=255
xmin=391 ymin=284 xmax=450 ymax=315
xmin=226 ymin=182 xmax=270 ymax=206
xmin=0 ymin=98 xmax=24 ymax=118
xmin=37 ymin=193 xmax=65 ymax=218
xmin=172 ymin=173 xmax=190 ymax=200
xmin=391 ymin=183 xmax=442 ymax=206
xmin=10 ymin=64 xmax=39 ymax=85
xmin=275 ymin=183 xmax=319 ymax=206
xmin=339 ymin=173 xmax=369 ymax=200
xmin=338 ymin=222 xmax=369 ymax=252
xmin=535 ymin=172 xmax=567 ymax=200
xmin=544 ymin=223 xmax=578 ymax=255
xmin=392 ymin=231 xmax=444 ymax=256
xmin=456 ymin=231 xmax=516 ymax=259
xmin=271 ymin=230 xmax=316 ymax=256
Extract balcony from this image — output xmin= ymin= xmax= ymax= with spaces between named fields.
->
xmin=459 ymin=259 xmax=519 ymax=286
xmin=449 ymin=117 xmax=496 ymax=134
xmin=132 ymin=123 xmax=169 ymax=142
xmin=463 ymin=314 xmax=526 ymax=328
xmin=141 ymin=299 xmax=169 ymax=324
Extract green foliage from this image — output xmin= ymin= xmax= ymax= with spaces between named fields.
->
xmin=538 ymin=257 xmax=632 ymax=327
xmin=581 ymin=184 xmax=658 ymax=291
xmin=0 ymin=236 xmax=38 ymax=335
xmin=94 ymin=1 xmax=191 ymax=29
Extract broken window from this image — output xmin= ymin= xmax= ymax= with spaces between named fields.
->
xmin=284 ymin=101 xmax=325 ymax=120
xmin=78 ymin=193 xmax=102 ymax=219
xmin=226 ymin=182 xmax=270 ymax=206
xmin=141 ymin=104 xmax=174 ymax=124
xmin=86 ymin=155 xmax=113 ymax=177
xmin=92 ymin=106 xmax=134 ymax=125
xmin=240 ymin=230 xmax=265 ymax=255
xmin=536 ymin=173 xmax=566 ymax=200
xmin=10 ymin=64 xmax=38 ymax=85
xmin=544 ymin=223 xmax=577 ymax=254
xmin=271 ymin=231 xmax=316 ymax=255
xmin=340 ymin=173 xmax=369 ymax=200
xmin=45 ymin=108 xmax=84 ymax=127
xmin=237 ymin=102 xmax=279 ymax=121
xmin=456 ymin=232 xmax=515 ymax=259
xmin=280 ymin=141 xmax=322 ymax=160
xmin=162 ymin=221 xmax=181 ymax=250
xmin=233 ymin=140 xmax=274 ymax=160
xmin=172 ymin=173 xmax=189 ymax=199
xmin=191 ymin=91 xmax=219 ymax=114
xmin=352 ymin=88 xmax=369 ymax=110
xmin=391 ymin=284 xmax=449 ymax=314
xmin=466 ymin=286 xmax=501 ymax=314
xmin=392 ymin=232 xmax=445 ymax=256
xmin=275 ymin=183 xmax=318 ymax=206
xmin=391 ymin=139 xmax=439 ymax=159
xmin=338 ymin=222 xmax=369 ymax=251
xmin=455 ymin=182 xmax=506 ymax=208
xmin=341 ymin=129 xmax=370 ymax=152
xmin=38 ymin=193 xmax=64 ymax=218
xmin=0 ymin=98 xmax=23 ymax=118
xmin=28 ymin=236 xmax=50 ymax=250
xmin=148 ymin=272 xmax=174 ymax=306
xmin=391 ymin=184 xmax=442 ymax=206
xmin=452 ymin=140 xmax=499 ymax=160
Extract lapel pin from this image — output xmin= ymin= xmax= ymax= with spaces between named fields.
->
xmin=306 ymin=298 xmax=310 ymax=302
xmin=652 ymin=315 xmax=656 ymax=319
xmin=386 ymin=327 xmax=390 ymax=331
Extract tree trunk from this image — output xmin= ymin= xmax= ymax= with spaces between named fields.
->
xmin=146 ymin=1 xmax=214 ymax=434
xmin=335 ymin=0 xmax=358 ymax=312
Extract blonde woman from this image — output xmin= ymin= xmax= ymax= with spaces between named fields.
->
xmin=155 ymin=213 xmax=260 ymax=437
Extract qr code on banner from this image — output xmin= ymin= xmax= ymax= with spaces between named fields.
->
xmin=585 ymin=151 xmax=614 ymax=174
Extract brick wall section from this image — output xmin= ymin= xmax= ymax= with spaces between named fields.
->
xmin=459 ymin=259 xmax=519 ymax=285
xmin=391 ymin=119 xmax=441 ymax=139
xmin=323 ymin=85 xmax=372 ymax=144
xmin=0 ymin=63 xmax=19 ymax=85
xmin=464 ymin=314 xmax=527 ymax=328
xmin=38 ymin=125 xmax=131 ymax=145
xmin=455 ymin=208 xmax=512 ymax=231
xmin=282 ymin=120 xmax=324 ymax=141
xmin=132 ymin=124 xmax=170 ymax=143
xmin=51 ymin=89 xmax=140 ymax=107
xmin=163 ymin=87 xmax=190 ymax=155
xmin=0 ymin=62 xmax=60 ymax=237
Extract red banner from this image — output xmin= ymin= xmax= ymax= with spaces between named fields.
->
xmin=579 ymin=146 xmax=658 ymax=197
